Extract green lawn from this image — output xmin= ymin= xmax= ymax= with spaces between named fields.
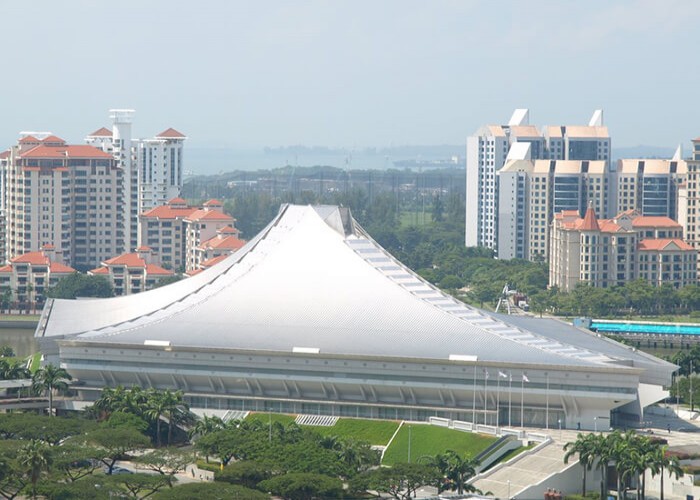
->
xmin=0 ymin=314 xmax=40 ymax=322
xmin=399 ymin=211 xmax=434 ymax=227
xmin=313 ymin=418 xmax=400 ymax=446
xmin=382 ymin=424 xmax=497 ymax=465
xmin=29 ymin=353 xmax=42 ymax=373
xmin=245 ymin=412 xmax=296 ymax=426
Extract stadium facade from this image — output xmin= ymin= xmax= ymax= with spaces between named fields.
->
xmin=36 ymin=205 xmax=676 ymax=430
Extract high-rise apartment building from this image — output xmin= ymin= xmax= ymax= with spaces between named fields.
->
xmin=4 ymin=134 xmax=123 ymax=269
xmin=86 ymin=110 xmax=186 ymax=252
xmin=614 ymin=157 xmax=687 ymax=219
xmin=466 ymin=109 xmax=610 ymax=255
xmin=497 ymin=159 xmax=608 ymax=260
xmin=137 ymin=128 xmax=186 ymax=216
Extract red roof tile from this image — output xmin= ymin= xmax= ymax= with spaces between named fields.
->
xmin=638 ymin=238 xmax=696 ymax=251
xmin=89 ymin=267 xmax=109 ymax=275
xmin=156 ymin=128 xmax=186 ymax=139
xmin=0 ymin=265 xmax=12 ymax=273
xmin=135 ymin=246 xmax=152 ymax=252
xmin=11 ymin=251 xmax=49 ymax=265
xmin=88 ymin=127 xmax=112 ymax=137
xmin=199 ymin=234 xmax=246 ymax=251
xmin=185 ymin=208 xmax=233 ymax=222
xmin=145 ymin=264 xmax=174 ymax=276
xmin=217 ymin=226 xmax=238 ymax=234
xmin=579 ymin=207 xmax=600 ymax=231
xmin=104 ymin=253 xmax=146 ymax=267
xmin=18 ymin=135 xmax=40 ymax=144
xmin=631 ymin=216 xmax=681 ymax=229
xmin=186 ymin=269 xmax=203 ymax=277
xmin=41 ymin=135 xmax=65 ymax=144
xmin=141 ymin=205 xmax=198 ymax=220
xmin=167 ymin=197 xmax=187 ymax=205
xmin=50 ymin=262 xmax=76 ymax=273
xmin=0 ymin=150 xmax=10 ymax=159
xmin=20 ymin=145 xmax=113 ymax=159
xmin=203 ymin=199 xmax=222 ymax=207
xmin=200 ymin=255 xmax=229 ymax=268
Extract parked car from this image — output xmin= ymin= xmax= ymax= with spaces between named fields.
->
xmin=104 ymin=466 xmax=133 ymax=475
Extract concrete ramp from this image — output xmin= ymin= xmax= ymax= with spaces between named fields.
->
xmin=471 ymin=441 xmax=569 ymax=498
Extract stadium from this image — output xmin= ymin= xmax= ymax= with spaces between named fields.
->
xmin=36 ymin=205 xmax=676 ymax=430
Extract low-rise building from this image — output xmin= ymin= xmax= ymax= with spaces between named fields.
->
xmin=194 ymin=226 xmax=245 ymax=270
xmin=184 ymin=200 xmax=234 ymax=272
xmin=549 ymin=207 xmax=697 ymax=291
xmin=139 ymin=198 xmax=197 ymax=271
xmin=0 ymin=245 xmax=75 ymax=310
xmin=88 ymin=247 xmax=174 ymax=296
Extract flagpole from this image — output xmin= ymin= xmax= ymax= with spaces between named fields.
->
xmin=508 ymin=372 xmax=512 ymax=428
xmin=496 ymin=374 xmax=501 ymax=428
xmin=472 ymin=365 xmax=477 ymax=426
xmin=521 ymin=373 xmax=525 ymax=429
xmin=545 ymin=373 xmax=550 ymax=430
xmin=484 ymin=369 xmax=489 ymax=426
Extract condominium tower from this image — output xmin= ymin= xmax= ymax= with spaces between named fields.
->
xmin=466 ymin=109 xmax=610 ymax=256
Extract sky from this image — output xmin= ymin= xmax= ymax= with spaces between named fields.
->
xmin=0 ymin=0 xmax=698 ymax=150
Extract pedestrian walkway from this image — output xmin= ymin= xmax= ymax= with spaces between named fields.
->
xmin=471 ymin=440 xmax=568 ymax=498
xmin=295 ymin=414 xmax=339 ymax=426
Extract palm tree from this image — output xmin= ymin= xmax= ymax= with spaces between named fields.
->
xmin=188 ymin=415 xmax=225 ymax=440
xmin=564 ymin=433 xmax=597 ymax=496
xmin=430 ymin=450 xmax=480 ymax=495
xmin=18 ymin=439 xmax=52 ymax=498
xmin=162 ymin=389 xmax=187 ymax=445
xmin=32 ymin=364 xmax=72 ymax=417
xmin=145 ymin=391 xmax=169 ymax=447
xmin=649 ymin=447 xmax=683 ymax=500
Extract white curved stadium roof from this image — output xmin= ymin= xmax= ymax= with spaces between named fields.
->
xmin=37 ymin=205 xmax=664 ymax=370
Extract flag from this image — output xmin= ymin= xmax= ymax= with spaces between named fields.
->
xmin=522 ymin=374 xmax=529 ymax=382
xmin=498 ymin=371 xmax=508 ymax=379
xmin=484 ymin=369 xmax=490 ymax=379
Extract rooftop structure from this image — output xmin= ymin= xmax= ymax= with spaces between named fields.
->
xmin=38 ymin=205 xmax=675 ymax=430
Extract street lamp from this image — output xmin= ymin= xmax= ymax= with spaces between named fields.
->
xmin=594 ymin=417 xmax=597 ymax=433
xmin=268 ymin=408 xmax=272 ymax=443
xmin=558 ymin=418 xmax=562 ymax=441
xmin=507 ymin=479 xmax=511 ymax=499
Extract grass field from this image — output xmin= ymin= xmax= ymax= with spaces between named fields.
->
xmin=245 ymin=412 xmax=296 ymax=426
xmin=381 ymin=424 xmax=497 ymax=465
xmin=399 ymin=211 xmax=433 ymax=227
xmin=313 ymin=418 xmax=400 ymax=446
xmin=0 ymin=314 xmax=40 ymax=322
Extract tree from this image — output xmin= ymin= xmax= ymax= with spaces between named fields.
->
xmin=258 ymin=472 xmax=343 ymax=500
xmin=18 ymin=439 xmax=52 ymax=499
xmin=118 ymin=473 xmax=175 ymax=498
xmin=216 ymin=461 xmax=272 ymax=489
xmin=85 ymin=427 xmax=150 ymax=474
xmin=0 ymin=346 xmax=14 ymax=358
xmin=649 ymin=446 xmax=683 ymax=500
xmin=45 ymin=273 xmax=114 ymax=299
xmin=151 ymin=481 xmax=269 ymax=499
xmin=188 ymin=415 xmax=225 ymax=441
xmin=52 ymin=442 xmax=102 ymax=483
xmin=563 ymin=433 xmax=597 ymax=497
xmin=32 ymin=364 xmax=72 ymax=417
xmin=132 ymin=448 xmax=193 ymax=477
xmin=351 ymin=463 xmax=437 ymax=500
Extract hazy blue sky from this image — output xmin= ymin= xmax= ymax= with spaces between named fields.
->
xmin=1 ymin=0 xmax=697 ymax=149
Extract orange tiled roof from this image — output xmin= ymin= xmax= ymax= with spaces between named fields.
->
xmin=638 ymin=238 xmax=696 ymax=251
xmin=89 ymin=267 xmax=109 ymax=275
xmin=145 ymin=264 xmax=174 ymax=276
xmin=199 ymin=234 xmax=246 ymax=251
xmin=18 ymin=135 xmax=40 ymax=144
xmin=20 ymin=145 xmax=113 ymax=159
xmin=217 ymin=226 xmax=238 ymax=234
xmin=141 ymin=205 xmax=197 ymax=219
xmin=598 ymin=220 xmax=623 ymax=233
xmin=631 ymin=216 xmax=681 ymax=229
xmin=41 ymin=135 xmax=65 ymax=144
xmin=88 ymin=127 xmax=112 ymax=137
xmin=104 ymin=253 xmax=146 ymax=267
xmin=0 ymin=265 xmax=12 ymax=273
xmin=0 ymin=150 xmax=10 ymax=159
xmin=200 ymin=255 xmax=229 ymax=268
xmin=50 ymin=262 xmax=76 ymax=273
xmin=156 ymin=128 xmax=186 ymax=139
xmin=185 ymin=208 xmax=232 ymax=222
xmin=135 ymin=246 xmax=152 ymax=252
xmin=11 ymin=251 xmax=49 ymax=265
xmin=579 ymin=207 xmax=600 ymax=231
xmin=167 ymin=197 xmax=187 ymax=205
